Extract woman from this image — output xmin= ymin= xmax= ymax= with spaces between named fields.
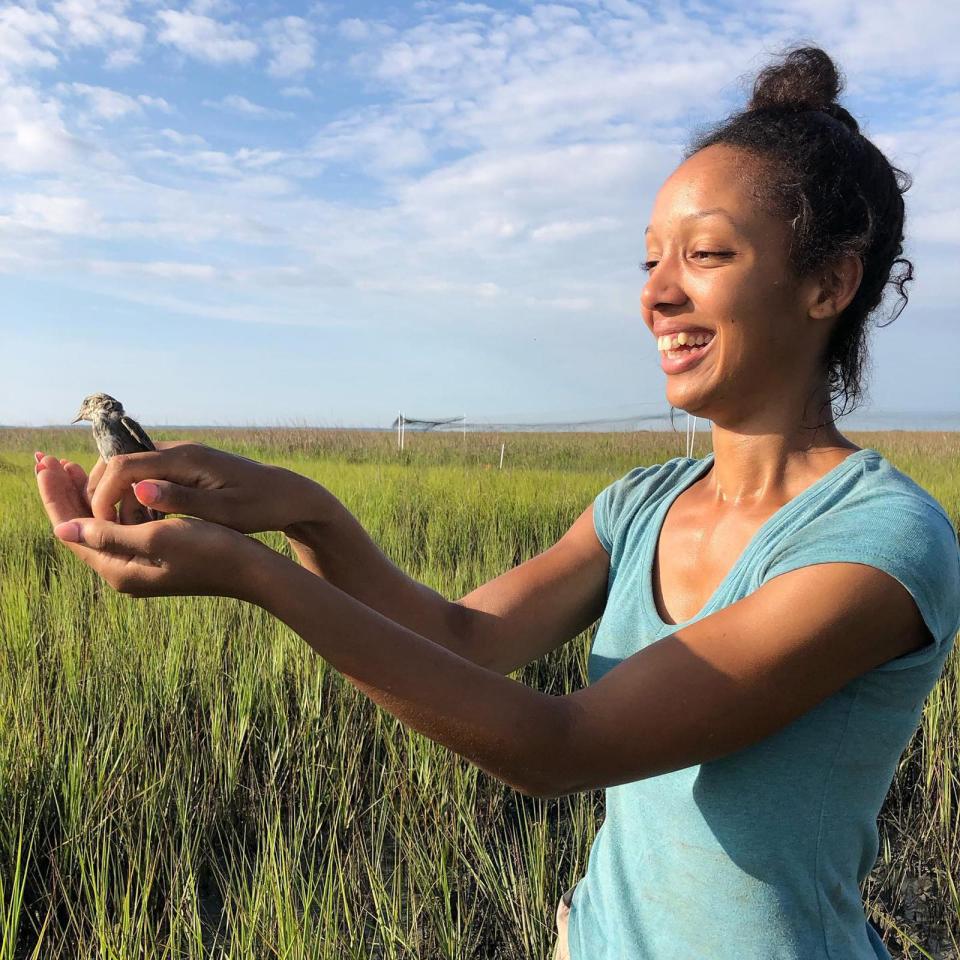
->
xmin=36 ymin=46 xmax=960 ymax=960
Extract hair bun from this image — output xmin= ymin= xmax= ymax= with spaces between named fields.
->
xmin=748 ymin=46 xmax=858 ymax=133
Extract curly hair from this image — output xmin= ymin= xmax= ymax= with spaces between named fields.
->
xmin=683 ymin=45 xmax=914 ymax=427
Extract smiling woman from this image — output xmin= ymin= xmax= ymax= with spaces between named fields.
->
xmin=33 ymin=45 xmax=960 ymax=960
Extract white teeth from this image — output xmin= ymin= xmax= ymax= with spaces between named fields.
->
xmin=657 ymin=332 xmax=713 ymax=352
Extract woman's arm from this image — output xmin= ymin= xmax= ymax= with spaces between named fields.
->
xmin=252 ymin=549 xmax=931 ymax=799
xmin=75 ymin=444 xmax=609 ymax=675
xmin=285 ymin=491 xmax=609 ymax=675
xmin=43 ymin=456 xmax=930 ymax=800
xmin=250 ymin=547 xmax=573 ymax=798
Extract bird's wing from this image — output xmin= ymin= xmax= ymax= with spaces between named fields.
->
xmin=119 ymin=416 xmax=156 ymax=452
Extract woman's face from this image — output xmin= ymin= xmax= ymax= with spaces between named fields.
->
xmin=641 ymin=143 xmax=825 ymax=427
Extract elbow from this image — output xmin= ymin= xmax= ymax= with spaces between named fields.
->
xmin=515 ymin=697 xmax=581 ymax=800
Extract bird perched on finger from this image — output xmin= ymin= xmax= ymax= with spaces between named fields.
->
xmin=72 ymin=393 xmax=164 ymax=521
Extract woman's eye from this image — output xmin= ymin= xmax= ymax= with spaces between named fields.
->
xmin=692 ymin=250 xmax=733 ymax=261
xmin=640 ymin=259 xmax=659 ymax=273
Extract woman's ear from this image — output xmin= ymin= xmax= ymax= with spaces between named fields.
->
xmin=809 ymin=254 xmax=864 ymax=320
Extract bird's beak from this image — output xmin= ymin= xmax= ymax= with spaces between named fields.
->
xmin=71 ymin=413 xmax=83 ymax=423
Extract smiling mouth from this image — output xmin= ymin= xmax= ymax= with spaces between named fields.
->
xmin=657 ymin=331 xmax=715 ymax=359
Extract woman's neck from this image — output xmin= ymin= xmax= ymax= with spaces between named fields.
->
xmin=699 ymin=391 xmax=860 ymax=509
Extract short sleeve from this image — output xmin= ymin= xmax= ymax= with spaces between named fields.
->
xmin=761 ymin=495 xmax=960 ymax=672
xmin=593 ymin=463 xmax=665 ymax=555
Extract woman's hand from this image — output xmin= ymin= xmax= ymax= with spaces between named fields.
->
xmin=39 ymin=441 xmax=328 ymax=534
xmin=36 ymin=454 xmax=277 ymax=601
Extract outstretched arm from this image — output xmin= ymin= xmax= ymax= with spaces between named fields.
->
xmin=42 ymin=454 xmax=926 ymax=801
xmin=53 ymin=444 xmax=609 ymax=675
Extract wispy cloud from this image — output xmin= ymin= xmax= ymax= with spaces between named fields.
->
xmin=61 ymin=82 xmax=170 ymax=120
xmin=156 ymin=9 xmax=257 ymax=65
xmin=0 ymin=6 xmax=59 ymax=74
xmin=265 ymin=15 xmax=316 ymax=78
xmin=54 ymin=0 xmax=145 ymax=65
xmin=203 ymin=94 xmax=293 ymax=118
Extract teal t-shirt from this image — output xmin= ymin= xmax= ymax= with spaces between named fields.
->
xmin=568 ymin=447 xmax=960 ymax=960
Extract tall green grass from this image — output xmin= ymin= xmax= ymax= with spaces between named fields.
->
xmin=0 ymin=428 xmax=957 ymax=958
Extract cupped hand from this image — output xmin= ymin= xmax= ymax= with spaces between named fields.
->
xmin=35 ymin=454 xmax=276 ymax=601
xmin=75 ymin=441 xmax=323 ymax=533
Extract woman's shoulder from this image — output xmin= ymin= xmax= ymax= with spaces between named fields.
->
xmin=834 ymin=448 xmax=956 ymax=532
xmin=761 ymin=449 xmax=960 ymax=663
xmin=593 ymin=455 xmax=709 ymax=553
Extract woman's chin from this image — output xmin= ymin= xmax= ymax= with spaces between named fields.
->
xmin=666 ymin=385 xmax=713 ymax=419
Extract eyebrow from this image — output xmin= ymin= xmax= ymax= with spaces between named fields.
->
xmin=644 ymin=207 xmax=739 ymax=236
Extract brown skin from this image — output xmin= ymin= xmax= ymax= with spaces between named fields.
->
xmin=34 ymin=144 xmax=929 ymax=798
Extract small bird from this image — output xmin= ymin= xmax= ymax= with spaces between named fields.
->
xmin=72 ymin=393 xmax=164 ymax=521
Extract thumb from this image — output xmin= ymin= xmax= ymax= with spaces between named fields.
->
xmin=54 ymin=518 xmax=141 ymax=553
xmin=133 ymin=479 xmax=200 ymax=515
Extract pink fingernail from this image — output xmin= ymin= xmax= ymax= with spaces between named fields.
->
xmin=54 ymin=522 xmax=82 ymax=543
xmin=135 ymin=481 xmax=160 ymax=504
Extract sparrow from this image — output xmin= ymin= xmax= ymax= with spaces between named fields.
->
xmin=72 ymin=393 xmax=164 ymax=521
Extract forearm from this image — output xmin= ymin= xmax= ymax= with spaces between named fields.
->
xmin=283 ymin=485 xmax=479 ymax=664
xmin=251 ymin=550 xmax=571 ymax=798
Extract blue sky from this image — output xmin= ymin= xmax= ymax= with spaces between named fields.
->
xmin=2 ymin=0 xmax=959 ymax=428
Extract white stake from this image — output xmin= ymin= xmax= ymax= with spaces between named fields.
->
xmin=499 ymin=442 xmax=505 ymax=469
xmin=397 ymin=410 xmax=401 ymax=451
xmin=401 ymin=415 xmax=405 ymax=452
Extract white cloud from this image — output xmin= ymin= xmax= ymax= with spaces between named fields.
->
xmin=54 ymin=0 xmax=145 ymax=64
xmin=531 ymin=217 xmax=620 ymax=243
xmin=66 ymin=82 xmax=139 ymax=119
xmin=138 ymin=94 xmax=171 ymax=113
xmin=280 ymin=85 xmax=313 ymax=99
xmin=265 ymin=16 xmax=315 ymax=78
xmin=55 ymin=83 xmax=170 ymax=122
xmin=158 ymin=127 xmax=207 ymax=147
xmin=203 ymin=94 xmax=292 ymax=118
xmin=310 ymin=109 xmax=432 ymax=172
xmin=0 ymin=85 xmax=80 ymax=173
xmin=337 ymin=17 xmax=394 ymax=42
xmin=8 ymin=193 xmax=101 ymax=235
xmin=156 ymin=10 xmax=257 ymax=64
xmin=89 ymin=258 xmax=217 ymax=280
xmin=0 ymin=6 xmax=59 ymax=74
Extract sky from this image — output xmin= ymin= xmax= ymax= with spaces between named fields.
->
xmin=2 ymin=0 xmax=959 ymax=429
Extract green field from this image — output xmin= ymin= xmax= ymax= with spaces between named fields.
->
xmin=0 ymin=428 xmax=957 ymax=959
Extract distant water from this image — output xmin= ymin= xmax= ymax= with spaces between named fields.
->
xmin=13 ymin=410 xmax=960 ymax=432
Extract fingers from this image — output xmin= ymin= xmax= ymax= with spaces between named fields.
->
xmin=89 ymin=445 xmax=205 ymax=522
xmin=36 ymin=457 xmax=93 ymax=525
xmin=53 ymin=517 xmax=146 ymax=555
xmin=87 ymin=456 xmax=106 ymax=495
xmin=131 ymin=478 xmax=207 ymax=519
xmin=89 ymin=451 xmax=169 ymax=521
xmin=62 ymin=460 xmax=91 ymax=506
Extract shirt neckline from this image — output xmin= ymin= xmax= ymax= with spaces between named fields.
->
xmin=645 ymin=447 xmax=880 ymax=632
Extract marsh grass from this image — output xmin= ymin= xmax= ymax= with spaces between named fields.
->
xmin=0 ymin=428 xmax=957 ymax=958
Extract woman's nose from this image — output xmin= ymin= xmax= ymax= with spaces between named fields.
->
xmin=641 ymin=259 xmax=687 ymax=312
